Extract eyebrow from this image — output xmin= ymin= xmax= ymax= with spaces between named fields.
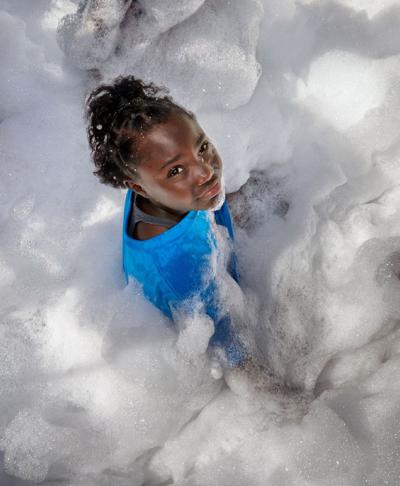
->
xmin=160 ymin=132 xmax=205 ymax=170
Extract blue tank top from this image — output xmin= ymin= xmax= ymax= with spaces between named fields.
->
xmin=122 ymin=189 xmax=245 ymax=366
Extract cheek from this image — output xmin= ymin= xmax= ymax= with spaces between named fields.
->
xmin=159 ymin=181 xmax=194 ymax=201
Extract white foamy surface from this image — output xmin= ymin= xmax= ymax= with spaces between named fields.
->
xmin=1 ymin=0 xmax=400 ymax=484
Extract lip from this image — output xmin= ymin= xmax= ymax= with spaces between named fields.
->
xmin=198 ymin=179 xmax=221 ymax=199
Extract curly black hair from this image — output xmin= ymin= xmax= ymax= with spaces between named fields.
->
xmin=85 ymin=75 xmax=194 ymax=188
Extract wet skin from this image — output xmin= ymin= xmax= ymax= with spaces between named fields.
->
xmin=124 ymin=111 xmax=224 ymax=239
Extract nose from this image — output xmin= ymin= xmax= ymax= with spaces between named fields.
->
xmin=195 ymin=157 xmax=214 ymax=186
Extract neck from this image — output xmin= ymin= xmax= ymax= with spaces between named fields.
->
xmin=137 ymin=195 xmax=187 ymax=222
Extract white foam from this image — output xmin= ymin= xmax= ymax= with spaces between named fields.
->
xmin=333 ymin=0 xmax=400 ymax=18
xmin=1 ymin=0 xmax=400 ymax=484
xmin=143 ymin=0 xmax=205 ymax=33
xmin=296 ymin=50 xmax=391 ymax=130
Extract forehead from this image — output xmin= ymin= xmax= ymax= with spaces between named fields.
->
xmin=137 ymin=112 xmax=203 ymax=166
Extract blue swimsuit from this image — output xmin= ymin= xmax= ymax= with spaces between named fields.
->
xmin=122 ymin=189 xmax=246 ymax=366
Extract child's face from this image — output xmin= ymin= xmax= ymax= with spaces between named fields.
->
xmin=126 ymin=111 xmax=224 ymax=214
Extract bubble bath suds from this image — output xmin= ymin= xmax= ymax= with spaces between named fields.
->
xmin=1 ymin=0 xmax=400 ymax=484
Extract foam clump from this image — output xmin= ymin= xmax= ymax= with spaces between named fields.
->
xmin=148 ymin=391 xmax=365 ymax=486
xmin=57 ymin=0 xmax=131 ymax=70
xmin=0 ymin=11 xmax=45 ymax=121
xmin=137 ymin=0 xmax=264 ymax=111
xmin=297 ymin=50 xmax=390 ymax=130
xmin=57 ymin=0 xmax=264 ymax=111
xmin=333 ymin=0 xmax=400 ymax=18
xmin=1 ymin=409 xmax=79 ymax=482
xmin=0 ymin=283 xmax=221 ymax=482
xmin=140 ymin=0 xmax=205 ymax=33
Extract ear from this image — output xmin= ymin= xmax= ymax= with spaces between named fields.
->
xmin=123 ymin=179 xmax=150 ymax=199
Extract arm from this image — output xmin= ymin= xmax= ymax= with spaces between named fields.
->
xmin=163 ymin=247 xmax=248 ymax=368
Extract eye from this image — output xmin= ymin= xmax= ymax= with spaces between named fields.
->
xmin=199 ymin=140 xmax=210 ymax=155
xmin=168 ymin=166 xmax=184 ymax=178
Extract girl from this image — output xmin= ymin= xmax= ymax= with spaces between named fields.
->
xmin=86 ymin=75 xmax=247 ymax=369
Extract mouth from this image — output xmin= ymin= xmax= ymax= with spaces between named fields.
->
xmin=198 ymin=178 xmax=221 ymax=200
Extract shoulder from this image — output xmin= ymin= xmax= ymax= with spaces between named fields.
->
xmin=133 ymin=222 xmax=168 ymax=241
